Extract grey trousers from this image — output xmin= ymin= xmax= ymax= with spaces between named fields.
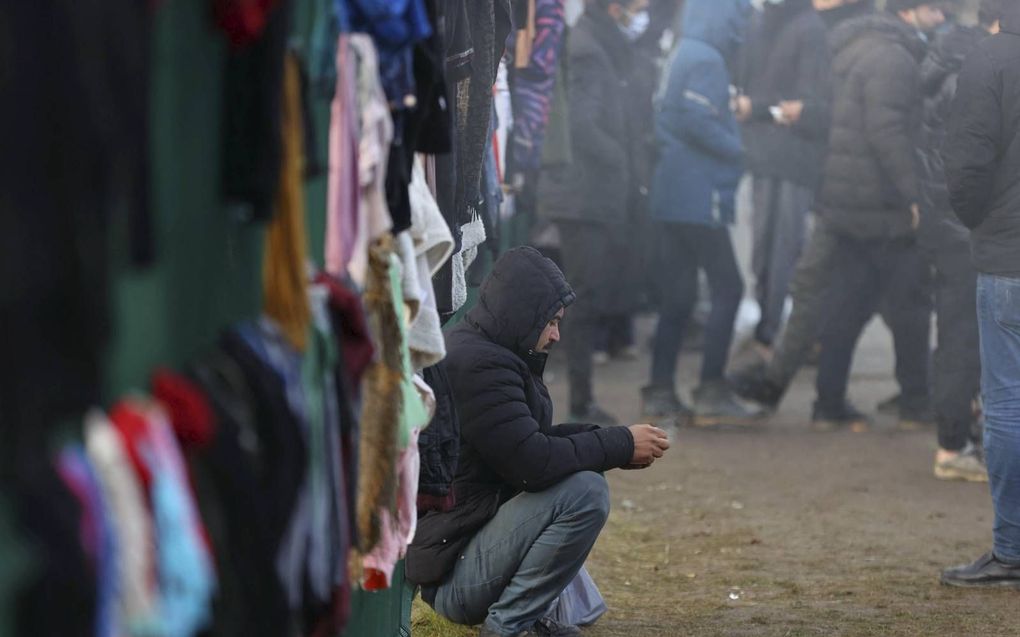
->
xmin=751 ymin=177 xmax=813 ymax=346
xmin=432 ymin=472 xmax=611 ymax=637
xmin=765 ymin=216 xmax=839 ymax=389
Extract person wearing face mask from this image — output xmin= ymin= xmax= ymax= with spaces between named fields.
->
xmin=641 ymin=0 xmax=764 ymax=426
xmin=733 ymin=0 xmax=832 ymax=364
xmin=541 ymin=0 xmax=650 ymax=426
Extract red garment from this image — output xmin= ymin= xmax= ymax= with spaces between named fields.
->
xmin=151 ymin=369 xmax=217 ymax=450
xmin=314 ymin=272 xmax=375 ymax=386
xmin=108 ymin=401 xmax=157 ymax=492
xmin=213 ymin=0 xmax=279 ymax=47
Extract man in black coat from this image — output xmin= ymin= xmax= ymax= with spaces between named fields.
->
xmin=917 ymin=0 xmax=1005 ymax=483
xmin=542 ymin=0 xmax=648 ymax=426
xmin=940 ymin=0 xmax=1020 ymax=591
xmin=807 ymin=1 xmax=943 ymax=429
xmin=407 ymin=247 xmax=670 ymax=636
xmin=736 ymin=0 xmax=831 ymax=354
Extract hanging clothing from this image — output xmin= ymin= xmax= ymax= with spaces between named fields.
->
xmin=263 ymin=52 xmax=313 ymax=352
xmin=221 ymin=0 xmax=293 ymax=222
xmin=326 ymin=35 xmax=394 ymax=288
xmin=509 ymin=0 xmax=566 ymax=179
xmin=85 ymin=411 xmax=161 ymax=636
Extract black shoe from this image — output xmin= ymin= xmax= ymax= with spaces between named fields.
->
xmin=641 ymin=385 xmax=694 ymax=427
xmin=940 ymin=551 xmax=1020 ymax=589
xmin=729 ymin=365 xmax=783 ymax=409
xmin=568 ymin=402 xmax=617 ymax=427
xmin=811 ymin=402 xmax=871 ymax=432
xmin=534 ymin=617 xmax=582 ymax=637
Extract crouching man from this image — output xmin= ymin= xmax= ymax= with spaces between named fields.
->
xmin=407 ymin=247 xmax=670 ymax=637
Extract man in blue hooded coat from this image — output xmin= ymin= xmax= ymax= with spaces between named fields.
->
xmin=641 ymin=0 xmax=762 ymax=426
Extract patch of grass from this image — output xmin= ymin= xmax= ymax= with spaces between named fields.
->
xmin=410 ymin=596 xmax=476 ymax=637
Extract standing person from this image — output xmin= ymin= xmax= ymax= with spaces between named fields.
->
xmin=809 ymin=2 xmax=944 ymax=430
xmin=408 ymin=247 xmax=671 ymax=634
xmin=641 ymin=0 xmax=761 ymax=427
xmin=940 ymin=0 xmax=1020 ymax=589
xmin=918 ymin=0 xmax=1005 ymax=483
xmin=735 ymin=0 xmax=831 ymax=359
xmin=544 ymin=0 xmax=649 ymax=425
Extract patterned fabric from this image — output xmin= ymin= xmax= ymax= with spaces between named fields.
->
xmin=509 ymin=0 xmax=566 ymax=176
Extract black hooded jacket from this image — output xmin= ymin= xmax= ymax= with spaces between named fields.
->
xmin=917 ymin=24 xmax=988 ymax=252
xmin=816 ymin=13 xmax=927 ymax=240
xmin=944 ymin=4 xmax=1020 ymax=276
xmin=406 ymin=247 xmax=635 ymax=588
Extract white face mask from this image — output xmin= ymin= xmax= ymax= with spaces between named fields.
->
xmin=621 ymin=10 xmax=650 ymax=41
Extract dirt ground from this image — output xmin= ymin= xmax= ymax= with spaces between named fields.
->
xmin=534 ymin=319 xmax=1020 ymax=636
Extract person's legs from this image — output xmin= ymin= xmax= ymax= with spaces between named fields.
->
xmin=432 ymin=472 xmax=611 ymax=635
xmin=814 ymin=237 xmax=880 ymax=415
xmin=751 ymin=176 xmax=777 ymax=343
xmin=558 ymin=222 xmax=607 ymax=414
xmin=756 ymin=180 xmax=812 ymax=347
xmin=696 ymin=225 xmax=745 ymax=384
xmin=977 ymin=275 xmax=1020 ymax=564
xmin=649 ymin=224 xmax=699 ymax=390
xmin=879 ymin=240 xmax=932 ymax=418
xmin=765 ymin=217 xmax=840 ymax=389
xmin=933 ymin=247 xmax=980 ymax=450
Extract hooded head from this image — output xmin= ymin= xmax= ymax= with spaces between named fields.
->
xmin=681 ymin=0 xmax=753 ymax=60
xmin=465 ymin=247 xmax=576 ymax=370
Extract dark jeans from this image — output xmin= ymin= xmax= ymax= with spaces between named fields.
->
xmin=432 ymin=472 xmax=610 ymax=636
xmin=558 ymin=222 xmax=613 ymax=411
xmin=932 ymin=244 xmax=981 ymax=450
xmin=650 ymin=222 xmax=744 ymax=388
xmin=976 ymin=274 xmax=1020 ymax=563
xmin=816 ymin=235 xmax=931 ymax=414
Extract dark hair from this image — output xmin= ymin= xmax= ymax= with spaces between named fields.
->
xmin=979 ymin=0 xmax=1006 ymax=27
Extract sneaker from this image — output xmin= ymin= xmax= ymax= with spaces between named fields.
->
xmin=729 ymin=365 xmax=783 ymax=410
xmin=940 ymin=551 xmax=1020 ymax=589
xmin=877 ymin=393 xmax=900 ymax=416
xmin=592 ymin=351 xmax=611 ymax=366
xmin=692 ymin=381 xmax=765 ymax=427
xmin=534 ymin=617 xmax=582 ymax=637
xmin=811 ymin=402 xmax=871 ymax=433
xmin=568 ymin=402 xmax=617 ymax=427
xmin=934 ymin=443 xmax=988 ymax=482
xmin=641 ymin=385 xmax=694 ymax=427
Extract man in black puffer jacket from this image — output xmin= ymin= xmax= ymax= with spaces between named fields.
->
xmin=940 ymin=0 xmax=1020 ymax=591
xmin=917 ymin=1 xmax=1004 ymax=483
xmin=810 ymin=1 xmax=943 ymax=429
xmin=407 ymin=247 xmax=669 ymax=637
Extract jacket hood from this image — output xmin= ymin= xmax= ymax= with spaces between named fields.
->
xmin=921 ymin=24 xmax=986 ymax=95
xmin=465 ymin=246 xmax=576 ymax=361
xmin=830 ymin=13 xmax=927 ymax=62
xmin=681 ymin=0 xmax=752 ymax=60
xmin=1003 ymin=3 xmax=1020 ymax=36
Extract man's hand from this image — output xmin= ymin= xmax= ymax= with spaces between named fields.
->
xmin=734 ymin=95 xmax=753 ymax=123
xmin=910 ymin=203 xmax=921 ymax=230
xmin=628 ymin=424 xmax=670 ymax=467
xmin=779 ymin=100 xmax=804 ymax=125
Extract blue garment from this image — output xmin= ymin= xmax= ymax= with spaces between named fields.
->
xmin=650 ymin=0 xmax=750 ymax=227
xmin=976 ymin=274 xmax=1020 ymax=564
xmin=341 ymin=0 xmax=432 ymax=106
